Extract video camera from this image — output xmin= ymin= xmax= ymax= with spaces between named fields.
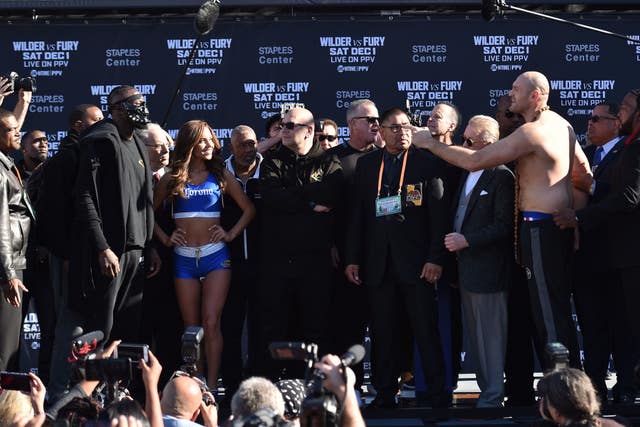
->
xmin=2 ymin=71 xmax=36 ymax=92
xmin=269 ymin=342 xmax=365 ymax=427
xmin=68 ymin=329 xmax=149 ymax=405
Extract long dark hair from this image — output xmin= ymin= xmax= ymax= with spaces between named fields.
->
xmin=167 ymin=120 xmax=226 ymax=199
xmin=538 ymin=368 xmax=601 ymax=426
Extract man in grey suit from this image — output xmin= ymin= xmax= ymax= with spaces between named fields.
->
xmin=444 ymin=115 xmax=514 ymax=407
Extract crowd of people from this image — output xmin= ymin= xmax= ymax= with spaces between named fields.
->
xmin=1 ymin=70 xmax=640 ymax=425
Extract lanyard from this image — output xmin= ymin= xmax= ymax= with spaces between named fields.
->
xmin=376 ymin=150 xmax=408 ymax=198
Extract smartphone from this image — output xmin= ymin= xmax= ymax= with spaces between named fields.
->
xmin=0 ymin=371 xmax=32 ymax=391
xmin=84 ymin=359 xmax=132 ymax=382
xmin=115 ymin=343 xmax=149 ymax=364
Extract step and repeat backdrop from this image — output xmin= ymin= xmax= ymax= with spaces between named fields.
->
xmin=2 ymin=13 xmax=640 ymax=157
xmin=3 ymin=12 xmax=638 ymax=372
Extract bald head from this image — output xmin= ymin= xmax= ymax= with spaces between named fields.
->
xmin=161 ymin=376 xmax=203 ymax=420
xmin=521 ymin=71 xmax=549 ymax=100
xmin=281 ymin=107 xmax=315 ymax=155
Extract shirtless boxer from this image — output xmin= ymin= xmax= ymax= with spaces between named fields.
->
xmin=413 ymin=71 xmax=592 ymax=368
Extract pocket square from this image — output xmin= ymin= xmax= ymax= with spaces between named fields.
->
xmin=480 ymin=190 xmax=489 ymax=196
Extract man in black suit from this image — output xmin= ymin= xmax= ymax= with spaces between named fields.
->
xmin=70 ymin=85 xmax=159 ymax=345
xmin=573 ymin=102 xmax=627 ymax=403
xmin=556 ymin=98 xmax=639 ymax=404
xmin=445 ymin=115 xmax=514 ymax=407
xmin=345 ymin=107 xmax=449 ymax=408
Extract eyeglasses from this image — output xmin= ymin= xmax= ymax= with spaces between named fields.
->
xmin=588 ymin=115 xmax=618 ymax=123
xmin=352 ymin=116 xmax=380 ymax=125
xmin=462 ymin=137 xmax=475 ymax=147
xmin=281 ymin=121 xmax=308 ymax=130
xmin=318 ymin=134 xmax=337 ymax=142
xmin=380 ymin=123 xmax=411 ymax=134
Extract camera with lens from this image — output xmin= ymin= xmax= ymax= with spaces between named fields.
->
xmin=176 ymin=326 xmax=214 ymax=406
xmin=269 ymin=342 xmax=338 ymax=427
xmin=2 ymin=71 xmax=36 ymax=92
xmin=69 ymin=330 xmax=151 ymax=405
xmin=544 ymin=342 xmax=570 ymax=372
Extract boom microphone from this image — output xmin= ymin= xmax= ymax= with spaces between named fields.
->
xmin=340 ymin=344 xmax=366 ymax=368
xmin=481 ymin=0 xmax=499 ymax=22
xmin=195 ymin=0 xmax=221 ymax=35
xmin=73 ymin=330 xmax=104 ymax=348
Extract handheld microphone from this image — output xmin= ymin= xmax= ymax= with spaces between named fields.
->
xmin=340 ymin=344 xmax=366 ymax=368
xmin=481 ymin=0 xmax=499 ymax=22
xmin=194 ymin=0 xmax=221 ymax=35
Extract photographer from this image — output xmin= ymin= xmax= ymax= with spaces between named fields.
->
xmin=0 ymin=76 xmax=32 ymax=132
xmin=0 ymin=371 xmax=46 ymax=427
xmin=231 ymin=377 xmax=285 ymax=421
xmin=160 ymin=374 xmax=217 ymax=427
xmin=313 ymin=355 xmax=365 ymax=427
xmin=537 ymin=368 xmax=627 ymax=427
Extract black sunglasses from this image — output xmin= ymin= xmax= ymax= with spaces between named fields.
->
xmin=318 ymin=134 xmax=337 ymax=142
xmin=463 ymin=137 xmax=475 ymax=147
xmin=352 ymin=116 xmax=380 ymax=125
xmin=588 ymin=115 xmax=617 ymax=123
xmin=281 ymin=121 xmax=308 ymax=130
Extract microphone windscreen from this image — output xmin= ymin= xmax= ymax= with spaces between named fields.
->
xmin=481 ymin=0 xmax=498 ymax=22
xmin=195 ymin=0 xmax=221 ymax=35
xmin=75 ymin=330 xmax=104 ymax=346
xmin=343 ymin=344 xmax=366 ymax=366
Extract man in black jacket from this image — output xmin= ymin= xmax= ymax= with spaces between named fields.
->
xmin=0 ymin=108 xmax=34 ymax=370
xmin=37 ymin=103 xmax=103 ymax=399
xmin=70 ymin=86 xmax=157 ymax=345
xmin=555 ymin=93 xmax=640 ymax=404
xmin=345 ymin=108 xmax=449 ymax=408
xmin=256 ymin=107 xmax=343 ymax=379
xmin=221 ymin=125 xmax=263 ymax=397
xmin=445 ymin=115 xmax=514 ymax=407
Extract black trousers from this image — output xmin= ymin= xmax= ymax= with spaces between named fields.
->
xmin=326 ymin=263 xmax=369 ymax=386
xmin=0 ymin=270 xmax=23 ymax=371
xmin=86 ymin=249 xmax=144 ymax=344
xmin=140 ymin=246 xmax=183 ymax=387
xmin=221 ymin=259 xmax=258 ymax=396
xmin=367 ymin=257 xmax=447 ymax=404
xmin=519 ymin=219 xmax=580 ymax=369
xmin=21 ymin=251 xmax=55 ymax=384
xmin=617 ymin=265 xmax=640 ymax=389
xmin=504 ymin=265 xmax=536 ymax=406
xmin=255 ymin=253 xmax=333 ymax=381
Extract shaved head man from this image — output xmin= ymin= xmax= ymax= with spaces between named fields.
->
xmin=414 ymin=71 xmax=592 ymax=370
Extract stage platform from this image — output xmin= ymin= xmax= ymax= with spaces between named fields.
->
xmin=363 ymin=374 xmax=640 ymax=427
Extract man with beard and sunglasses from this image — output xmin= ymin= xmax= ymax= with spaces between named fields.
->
xmin=554 ymin=90 xmax=640 ymax=404
xmin=69 ymin=85 xmax=160 ymax=345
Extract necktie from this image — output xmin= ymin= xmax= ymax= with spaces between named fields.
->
xmin=592 ymin=146 xmax=604 ymax=167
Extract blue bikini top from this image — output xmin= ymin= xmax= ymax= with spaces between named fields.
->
xmin=173 ymin=173 xmax=222 ymax=219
